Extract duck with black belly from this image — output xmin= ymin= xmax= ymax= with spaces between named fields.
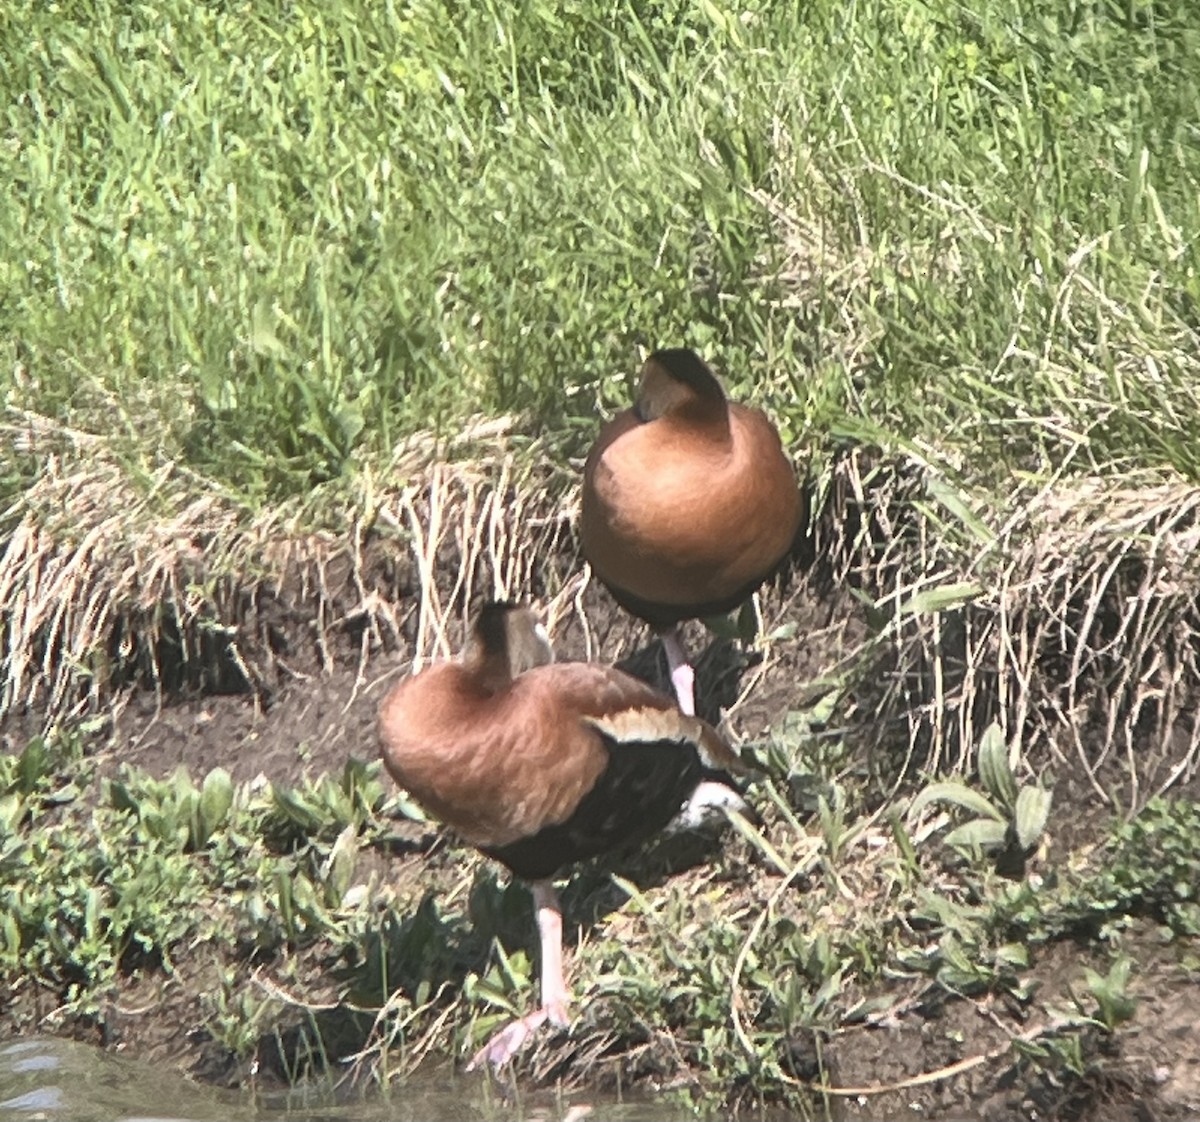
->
xmin=580 ymin=348 xmax=804 ymax=717
xmin=377 ymin=602 xmax=754 ymax=1069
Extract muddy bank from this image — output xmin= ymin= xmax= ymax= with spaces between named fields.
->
xmin=2 ymin=453 xmax=1200 ymax=1118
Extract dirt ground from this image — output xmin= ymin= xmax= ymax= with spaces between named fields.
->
xmin=3 ymin=561 xmax=1200 ymax=1121
xmin=824 ymin=926 xmax=1200 ymax=1122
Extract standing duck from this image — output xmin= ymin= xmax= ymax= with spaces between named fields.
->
xmin=580 ymin=348 xmax=804 ymax=715
xmin=377 ymin=601 xmax=752 ymax=1069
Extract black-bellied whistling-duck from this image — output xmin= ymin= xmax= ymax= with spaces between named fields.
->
xmin=377 ymin=601 xmax=751 ymax=1069
xmin=580 ymin=348 xmax=804 ymax=716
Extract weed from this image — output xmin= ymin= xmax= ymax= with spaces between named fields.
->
xmin=0 ymin=736 xmax=400 ymax=1029
xmin=909 ymin=722 xmax=1053 ymax=879
xmin=1 ymin=700 xmax=1198 ymax=1111
xmin=1081 ymin=955 xmax=1137 ymax=1032
xmin=203 ymin=966 xmax=276 ymax=1061
xmin=1040 ymin=797 xmax=1200 ymax=941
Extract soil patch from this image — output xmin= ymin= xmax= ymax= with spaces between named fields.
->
xmin=825 ymin=926 xmax=1200 ymax=1121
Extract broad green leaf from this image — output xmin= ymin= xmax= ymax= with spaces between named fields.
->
xmin=250 ymin=298 xmax=289 ymax=358
xmin=1085 ymin=955 xmax=1137 ymax=1027
xmin=291 ymin=872 xmax=319 ymax=913
xmin=199 ymin=768 xmax=234 ymax=838
xmin=0 ymin=794 xmax=25 ymax=834
xmin=84 ymin=886 xmax=104 ymax=943
xmin=977 ymin=722 xmax=1017 ymax=809
xmin=272 ymin=785 xmax=322 ymax=831
xmin=318 ymin=780 xmax=356 ymax=826
xmin=463 ymin=973 xmax=521 ymax=1016
xmin=945 ymin=818 xmax=1009 ymax=849
xmin=323 ymin=824 xmax=358 ymax=907
xmin=909 ymin=781 xmax=1005 ymax=823
xmin=492 ymin=942 xmax=531 ymax=991
xmin=1015 ymin=785 xmax=1053 ymax=851
xmin=170 ymin=766 xmax=195 ymax=800
xmin=16 ymin=739 xmax=49 ymax=794
xmin=813 ymin=966 xmax=846 ymax=1008
xmin=995 ymin=942 xmax=1030 ymax=969
xmin=385 ymin=792 xmax=428 ymax=823
xmin=0 ymin=912 xmax=20 ymax=957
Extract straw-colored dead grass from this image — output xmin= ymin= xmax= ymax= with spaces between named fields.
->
xmin=822 ymin=449 xmax=1200 ymax=808
xmin=0 ymin=412 xmax=577 ymax=732
xmin=3 ymin=417 xmax=1200 ymax=811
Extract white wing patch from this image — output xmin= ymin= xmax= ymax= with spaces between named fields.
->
xmin=581 ymin=707 xmax=722 ymax=768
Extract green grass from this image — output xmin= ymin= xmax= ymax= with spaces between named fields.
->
xmin=4 ymin=0 xmax=1200 ymax=512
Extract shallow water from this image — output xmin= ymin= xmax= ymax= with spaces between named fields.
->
xmin=0 ymin=1038 xmax=675 ymax=1122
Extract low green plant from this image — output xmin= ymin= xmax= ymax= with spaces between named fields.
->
xmin=108 ymin=765 xmax=234 ymax=851
xmin=1081 ymin=799 xmax=1200 ymax=938
xmin=0 ymin=736 xmax=408 ymax=1035
xmin=266 ymin=758 xmax=397 ymax=848
xmin=203 ymin=966 xmax=276 ymax=1060
xmin=0 ymin=705 xmax=1196 ymax=1114
xmin=896 ymin=887 xmax=1035 ymax=1002
xmin=1081 ymin=955 xmax=1137 ymax=1031
xmin=463 ymin=946 xmax=535 ymax=1038
xmin=909 ymin=723 xmax=1053 ymax=878
xmin=1013 ymin=1028 xmax=1091 ymax=1079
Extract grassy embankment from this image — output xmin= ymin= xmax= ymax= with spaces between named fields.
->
xmin=2 ymin=0 xmax=1200 ymax=1113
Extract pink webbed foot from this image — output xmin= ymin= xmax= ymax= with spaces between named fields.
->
xmin=465 ymin=1000 xmax=570 ymax=1071
xmin=467 ymin=879 xmax=570 ymax=1071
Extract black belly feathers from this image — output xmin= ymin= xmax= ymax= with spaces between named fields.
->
xmin=379 ymin=602 xmax=751 ymax=886
xmin=483 ymin=737 xmax=709 ymax=881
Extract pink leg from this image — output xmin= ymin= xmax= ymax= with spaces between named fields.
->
xmin=466 ymin=880 xmax=570 ymax=1070
xmin=533 ymin=881 xmax=569 ymax=1018
xmin=659 ymin=625 xmax=695 ymax=716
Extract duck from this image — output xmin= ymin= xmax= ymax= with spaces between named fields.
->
xmin=580 ymin=348 xmax=804 ymax=716
xmin=377 ymin=601 xmax=752 ymax=1070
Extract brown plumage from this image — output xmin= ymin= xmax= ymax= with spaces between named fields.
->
xmin=580 ymin=348 xmax=804 ymax=715
xmin=377 ymin=601 xmax=751 ymax=1069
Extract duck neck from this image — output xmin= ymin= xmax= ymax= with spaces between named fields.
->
xmin=462 ymin=640 xmax=514 ymax=695
xmin=477 ymin=661 xmax=513 ymax=694
xmin=662 ymin=401 xmax=731 ymax=444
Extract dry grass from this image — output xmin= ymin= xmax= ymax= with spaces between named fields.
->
xmin=5 ymin=414 xmax=1200 ymax=820
xmin=822 ymin=449 xmax=1200 ymax=810
xmin=0 ymin=412 xmax=576 ymax=732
